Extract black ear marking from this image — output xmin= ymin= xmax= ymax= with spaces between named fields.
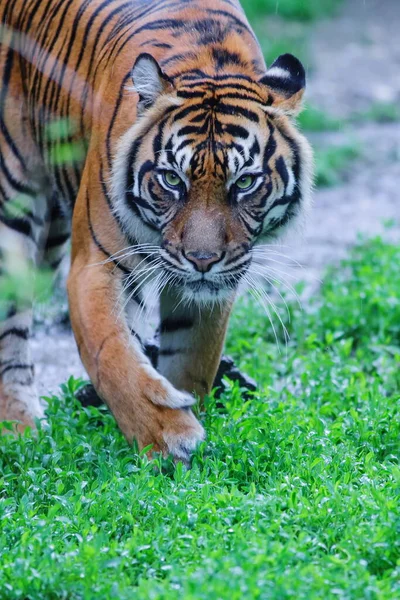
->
xmin=260 ymin=53 xmax=306 ymax=99
xmin=131 ymin=53 xmax=174 ymax=111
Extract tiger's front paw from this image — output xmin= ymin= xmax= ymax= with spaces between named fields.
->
xmin=141 ymin=364 xmax=196 ymax=409
xmin=130 ymin=401 xmax=205 ymax=466
xmin=161 ymin=407 xmax=205 ymax=464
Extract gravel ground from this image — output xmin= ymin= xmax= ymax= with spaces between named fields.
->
xmin=33 ymin=0 xmax=400 ymax=397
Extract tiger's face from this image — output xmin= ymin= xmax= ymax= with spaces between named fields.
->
xmin=112 ymin=53 xmax=313 ymax=303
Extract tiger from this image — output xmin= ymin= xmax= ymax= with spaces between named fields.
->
xmin=0 ymin=0 xmax=313 ymax=463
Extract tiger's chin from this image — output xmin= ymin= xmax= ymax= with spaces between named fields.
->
xmin=178 ymin=279 xmax=237 ymax=306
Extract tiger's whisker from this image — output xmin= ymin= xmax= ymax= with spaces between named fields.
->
xmin=246 ymin=271 xmax=290 ymax=343
xmin=249 ymin=264 xmax=303 ymax=309
xmin=248 ymin=266 xmax=292 ymax=322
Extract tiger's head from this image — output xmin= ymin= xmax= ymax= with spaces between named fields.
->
xmin=112 ymin=52 xmax=313 ymax=303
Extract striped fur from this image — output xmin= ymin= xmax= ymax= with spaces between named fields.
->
xmin=0 ymin=0 xmax=313 ymax=462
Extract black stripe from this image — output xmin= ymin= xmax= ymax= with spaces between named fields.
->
xmin=137 ymin=160 xmax=154 ymax=190
xmin=173 ymin=99 xmax=258 ymax=125
xmin=277 ymin=127 xmax=301 ymax=182
xmin=126 ymin=192 xmax=153 ymax=212
xmin=224 ymin=124 xmax=249 ymax=139
xmin=217 ymin=103 xmax=259 ymax=122
xmin=161 ymin=52 xmax=198 ymax=67
xmin=159 ymin=348 xmax=183 ymax=356
xmin=117 ymin=18 xmax=187 ymax=54
xmin=100 ymin=162 xmax=114 ymax=210
xmin=49 ymin=256 xmax=64 ymax=270
xmin=179 ymin=73 xmax=258 ymax=85
xmin=173 ymin=103 xmax=208 ymax=122
xmin=0 ymin=151 xmax=36 ymax=196
xmin=212 ymin=47 xmax=245 ymax=69
xmin=254 ymin=181 xmax=273 ymax=209
xmin=0 ymin=328 xmax=29 ymax=342
xmin=238 ymin=213 xmax=260 ymax=236
xmin=0 ymin=363 xmax=34 ymax=378
xmin=241 ymin=138 xmax=261 ymax=169
xmin=27 ymin=0 xmax=62 ymax=142
xmin=273 ymin=124 xmax=302 ymax=207
xmin=219 ymin=91 xmax=264 ymax=103
xmin=6 ymin=305 xmax=17 ymax=319
xmin=160 ymin=318 xmax=194 ymax=334
xmin=266 ymin=196 xmax=292 ymax=212
xmin=102 ymin=2 xmax=161 ymax=65
xmin=0 ymin=212 xmax=33 ymax=239
xmin=45 ymin=232 xmax=70 ymax=249
xmin=178 ymin=70 xmax=211 ymax=82
xmin=0 ymin=19 xmax=28 ymax=173
xmin=207 ymin=9 xmax=255 ymax=38
xmin=175 ymin=138 xmax=194 ymax=153
xmin=148 ymin=42 xmax=172 ymax=49
xmin=263 ymin=121 xmax=277 ymax=170
xmin=86 ymin=192 xmax=131 ymax=276
xmin=123 ymin=193 xmax=160 ymax=232
xmin=275 ymin=156 xmax=289 ymax=189
xmin=125 ymin=138 xmax=142 ymax=192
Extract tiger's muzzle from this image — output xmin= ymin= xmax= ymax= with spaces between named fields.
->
xmin=160 ymin=206 xmax=250 ymax=301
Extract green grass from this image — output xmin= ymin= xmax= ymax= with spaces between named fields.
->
xmin=241 ymin=0 xmax=342 ymax=22
xmin=1 ymin=237 xmax=399 ymax=599
xmin=315 ymin=141 xmax=361 ymax=187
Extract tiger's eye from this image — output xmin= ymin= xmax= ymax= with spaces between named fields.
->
xmin=164 ymin=171 xmax=182 ymax=187
xmin=236 ymin=175 xmax=255 ymax=190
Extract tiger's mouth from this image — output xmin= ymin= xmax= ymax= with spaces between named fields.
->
xmin=161 ymin=263 xmax=249 ymax=303
xmin=186 ymin=278 xmax=226 ymax=294
xmin=181 ymin=277 xmax=237 ymax=302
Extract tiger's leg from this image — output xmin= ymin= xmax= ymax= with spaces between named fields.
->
xmin=0 ymin=225 xmax=46 ymax=432
xmin=0 ymin=24 xmax=51 ymax=431
xmin=0 ymin=195 xmax=73 ymax=433
xmin=68 ymin=192 xmax=204 ymax=462
xmin=158 ymin=287 xmax=233 ymax=406
xmin=68 ymin=258 xmax=205 ymax=461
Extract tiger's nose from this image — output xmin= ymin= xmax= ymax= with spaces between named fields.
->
xmin=184 ymin=250 xmax=223 ymax=273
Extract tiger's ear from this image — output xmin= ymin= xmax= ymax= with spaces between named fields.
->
xmin=131 ymin=53 xmax=174 ymax=112
xmin=260 ymin=54 xmax=306 ymax=115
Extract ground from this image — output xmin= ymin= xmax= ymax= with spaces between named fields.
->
xmin=32 ymin=0 xmax=400 ymax=395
